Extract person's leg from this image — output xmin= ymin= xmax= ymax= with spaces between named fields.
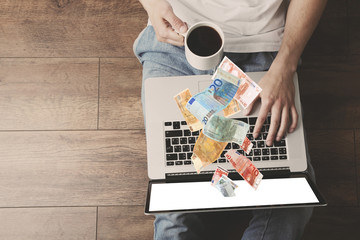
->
xmin=226 ymin=52 xmax=315 ymax=240
xmin=133 ymin=26 xmax=213 ymax=240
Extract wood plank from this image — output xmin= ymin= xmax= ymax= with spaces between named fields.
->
xmin=302 ymin=207 xmax=360 ymax=239
xmin=97 ymin=206 xmax=154 ymax=240
xmin=348 ymin=0 xmax=360 ymax=16
xmin=99 ymin=58 xmax=144 ymax=129
xmin=349 ymin=17 xmax=360 ymax=55
xmin=303 ymin=15 xmax=348 ymax=56
xmin=0 ymin=58 xmax=98 ymax=130
xmin=306 ymin=129 xmax=357 ymax=206
xmin=0 ymin=130 xmax=148 ymax=207
xmin=0 ymin=0 xmax=148 ymax=57
xmin=356 ymin=129 xmax=360 ymax=206
xmin=298 ymin=55 xmax=360 ymax=129
xmin=0 ymin=207 xmax=96 ymax=240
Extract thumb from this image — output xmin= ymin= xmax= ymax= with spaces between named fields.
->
xmin=164 ymin=9 xmax=187 ymax=33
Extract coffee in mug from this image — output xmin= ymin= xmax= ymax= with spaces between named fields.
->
xmin=183 ymin=22 xmax=224 ymax=70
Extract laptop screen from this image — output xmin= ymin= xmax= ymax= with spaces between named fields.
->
xmin=146 ymin=176 xmax=326 ymax=213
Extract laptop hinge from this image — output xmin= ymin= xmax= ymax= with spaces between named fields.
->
xmin=165 ymin=167 xmax=291 ymax=183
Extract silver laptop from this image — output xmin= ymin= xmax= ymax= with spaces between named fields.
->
xmin=144 ymin=72 xmax=326 ymax=214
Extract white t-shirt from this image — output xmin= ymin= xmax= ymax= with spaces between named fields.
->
xmin=166 ymin=0 xmax=288 ymax=53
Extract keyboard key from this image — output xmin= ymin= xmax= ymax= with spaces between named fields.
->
xmin=270 ymin=148 xmax=278 ymax=155
xmin=255 ymin=134 xmax=262 ymax=140
xmin=221 ymin=151 xmax=226 ymax=158
xmin=274 ymin=140 xmax=286 ymax=147
xmin=172 ymin=138 xmax=179 ymax=145
xmin=181 ymin=121 xmax=187 ymax=125
xmin=232 ymin=143 xmax=240 ymax=149
xmin=247 ymin=134 xmax=254 ymax=140
xmin=191 ymin=145 xmax=195 ymax=151
xmin=166 ymin=154 xmax=178 ymax=161
xmin=248 ymin=157 xmax=253 ymax=161
xmin=175 ymin=161 xmax=183 ymax=165
xmin=173 ymin=121 xmax=181 ymax=129
xmin=280 ymin=155 xmax=288 ymax=160
xmin=262 ymin=148 xmax=270 ymax=155
xmin=262 ymin=133 xmax=268 ymax=139
xmin=187 ymin=153 xmax=193 ymax=159
xmin=249 ymin=117 xmax=257 ymax=125
xmin=252 ymin=141 xmax=257 ymax=148
xmin=249 ymin=126 xmax=254 ymax=133
xmin=257 ymin=141 xmax=265 ymax=148
xmin=165 ymin=130 xmax=183 ymax=138
xmin=192 ymin=131 xmax=200 ymax=136
xmin=184 ymin=130 xmax=191 ymax=136
xmin=180 ymin=137 xmax=187 ymax=144
xmin=279 ymin=148 xmax=287 ymax=154
xmin=267 ymin=116 xmax=271 ymax=124
xmin=239 ymin=150 xmax=245 ymax=155
xmin=174 ymin=146 xmax=181 ymax=152
xmin=271 ymin=156 xmax=279 ymax=160
xmin=225 ymin=143 xmax=231 ymax=149
xmin=182 ymin=145 xmax=190 ymax=152
xmin=253 ymin=156 xmax=261 ymax=161
xmin=253 ymin=149 xmax=261 ymax=156
xmin=179 ymin=153 xmax=186 ymax=160
xmin=167 ymin=161 xmax=174 ymax=166
xmin=165 ymin=122 xmax=172 ymax=126
xmin=262 ymin=156 xmax=270 ymax=160
xmin=188 ymin=137 xmax=196 ymax=144
xmin=166 ymin=138 xmax=171 ymax=147
xmin=166 ymin=146 xmax=173 ymax=153
xmin=218 ymin=158 xmax=226 ymax=163
xmin=184 ymin=160 xmax=192 ymax=165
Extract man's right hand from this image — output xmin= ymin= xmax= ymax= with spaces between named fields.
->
xmin=139 ymin=0 xmax=188 ymax=46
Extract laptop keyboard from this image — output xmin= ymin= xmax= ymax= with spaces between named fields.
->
xmin=164 ymin=117 xmax=288 ymax=167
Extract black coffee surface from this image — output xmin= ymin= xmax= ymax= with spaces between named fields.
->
xmin=187 ymin=26 xmax=222 ymax=57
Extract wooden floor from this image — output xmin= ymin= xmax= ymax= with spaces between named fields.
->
xmin=0 ymin=0 xmax=359 ymax=239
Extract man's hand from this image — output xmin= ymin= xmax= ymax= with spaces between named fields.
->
xmin=244 ymin=62 xmax=298 ymax=146
xmin=139 ymin=0 xmax=188 ymax=46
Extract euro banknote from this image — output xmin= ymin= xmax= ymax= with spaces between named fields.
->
xmin=174 ymin=89 xmax=203 ymax=132
xmin=216 ymin=56 xmax=262 ymax=109
xmin=222 ymin=99 xmax=241 ymax=117
xmin=215 ymin=175 xmax=236 ymax=197
xmin=211 ymin=166 xmax=229 ymax=186
xmin=225 ymin=149 xmax=263 ymax=190
xmin=203 ymin=115 xmax=252 ymax=153
xmin=186 ymin=68 xmax=240 ymax=125
xmin=191 ymin=131 xmax=227 ymax=173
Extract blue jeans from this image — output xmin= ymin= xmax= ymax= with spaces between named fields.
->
xmin=134 ymin=26 xmax=314 ymax=240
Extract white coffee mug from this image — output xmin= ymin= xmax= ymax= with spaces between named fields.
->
xmin=182 ymin=22 xmax=224 ymax=71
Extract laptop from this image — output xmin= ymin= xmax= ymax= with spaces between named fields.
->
xmin=144 ymin=72 xmax=326 ymax=214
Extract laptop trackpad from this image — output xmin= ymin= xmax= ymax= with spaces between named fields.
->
xmin=146 ymin=176 xmax=325 ymax=214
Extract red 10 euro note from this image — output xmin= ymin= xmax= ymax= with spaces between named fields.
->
xmin=225 ymin=149 xmax=263 ymax=190
xmin=216 ymin=56 xmax=262 ymax=109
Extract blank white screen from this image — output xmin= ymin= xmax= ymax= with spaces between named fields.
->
xmin=149 ymin=177 xmax=319 ymax=212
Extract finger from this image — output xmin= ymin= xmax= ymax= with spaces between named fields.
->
xmin=276 ymin=107 xmax=290 ymax=141
xmin=289 ymin=105 xmax=298 ymax=133
xmin=253 ymin=101 xmax=271 ymax=139
xmin=266 ymin=103 xmax=281 ymax=146
xmin=156 ymin=24 xmax=184 ymax=46
xmin=163 ymin=9 xmax=187 ymax=34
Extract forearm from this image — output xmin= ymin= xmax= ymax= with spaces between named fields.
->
xmin=274 ymin=0 xmax=327 ymax=73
